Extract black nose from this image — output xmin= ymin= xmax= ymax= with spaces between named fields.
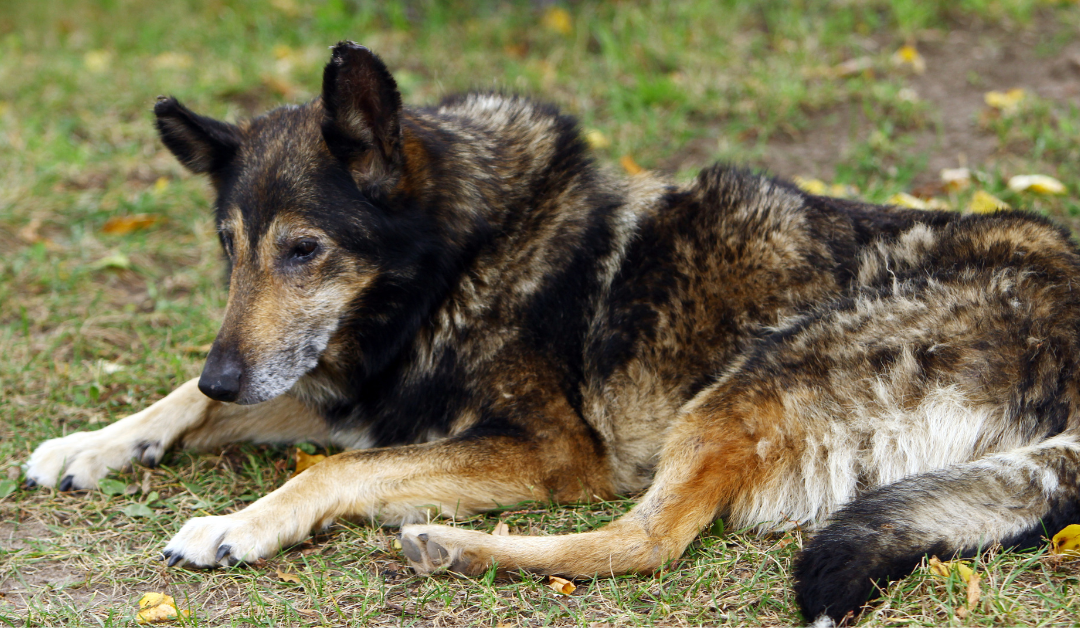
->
xmin=198 ymin=344 xmax=243 ymax=402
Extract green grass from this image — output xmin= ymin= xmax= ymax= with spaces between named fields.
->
xmin=3 ymin=0 xmax=1080 ymax=625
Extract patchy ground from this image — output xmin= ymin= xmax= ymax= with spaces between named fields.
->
xmin=2 ymin=1 xmax=1079 ymax=626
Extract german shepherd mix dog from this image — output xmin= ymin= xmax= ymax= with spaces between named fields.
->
xmin=25 ymin=42 xmax=1080 ymax=625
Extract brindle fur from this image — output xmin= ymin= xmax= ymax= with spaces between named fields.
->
xmin=25 ymin=42 xmax=1080 ymax=625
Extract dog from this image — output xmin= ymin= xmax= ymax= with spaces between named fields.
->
xmin=25 ymin=41 xmax=1080 ymax=625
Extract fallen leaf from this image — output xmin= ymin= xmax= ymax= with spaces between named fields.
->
xmin=151 ymin=52 xmax=193 ymax=70
xmin=984 ymin=88 xmax=1025 ymax=114
xmin=102 ymin=214 xmax=162 ymax=235
xmin=91 ymin=251 xmax=132 ymax=270
xmin=292 ymin=448 xmax=326 ymax=477
xmin=123 ymin=503 xmax=155 ymax=518
xmin=152 ymin=176 xmax=169 ymax=194
xmin=966 ymin=570 xmax=981 ymax=610
xmin=543 ymin=6 xmax=572 ymax=35
xmin=891 ymin=44 xmax=926 ymax=74
xmin=793 ymin=176 xmax=828 ymax=196
xmin=887 ymin=192 xmax=929 ymax=209
xmin=940 ymin=168 xmax=972 ymax=192
xmin=830 ymin=56 xmax=873 ymax=78
xmin=1007 ymin=174 xmax=1066 ymax=195
xmin=182 ymin=344 xmax=213 ymax=355
xmin=584 ymin=129 xmax=610 ymax=149
xmin=928 ymin=556 xmax=974 ymax=582
xmin=620 ymin=155 xmax=644 ymax=176
xmin=955 ymin=605 xmax=969 ymax=619
xmin=492 ymin=521 xmax=511 ymax=536
xmin=136 ymin=592 xmax=191 ymax=624
xmin=1051 ymin=524 xmax=1080 ymax=556
xmin=547 ymin=575 xmax=576 ymax=595
xmin=969 ymin=190 xmax=1010 ymax=214
xmin=84 ymin=49 xmax=113 ymax=73
xmin=276 ymin=570 xmax=302 ymax=584
xmin=392 ymin=538 xmax=403 ymax=550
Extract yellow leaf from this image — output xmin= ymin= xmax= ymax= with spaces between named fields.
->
xmin=928 ymin=556 xmax=974 ymax=582
xmin=153 ymin=176 xmax=170 ymax=194
xmin=793 ymin=176 xmax=828 ymax=196
xmin=543 ymin=7 xmax=572 ymax=36
xmin=547 ymin=575 xmax=576 ymax=595
xmin=969 ymin=190 xmax=1010 ymax=214
xmin=492 ymin=521 xmax=511 ymax=536
xmin=891 ymin=44 xmax=926 ymax=74
xmin=888 ymin=193 xmax=929 ymax=209
xmin=276 ymin=570 xmax=302 ymax=584
xmin=940 ymin=168 xmax=972 ymax=192
xmin=620 ymin=155 xmax=644 ymax=176
xmin=102 ymin=214 xmax=162 ymax=235
xmin=292 ymin=448 xmax=326 ymax=477
xmin=84 ymin=50 xmax=113 ymax=73
xmin=829 ymin=56 xmax=873 ymax=79
xmin=829 ymin=183 xmax=858 ymax=198
xmin=151 ymin=52 xmax=193 ymax=70
xmin=967 ymin=571 xmax=982 ymax=610
xmin=136 ymin=592 xmax=191 ymax=624
xmin=1007 ymin=174 xmax=1066 ymax=195
xmin=584 ymin=129 xmax=610 ymax=150
xmin=984 ymin=88 xmax=1025 ymax=113
xmin=1051 ymin=524 xmax=1080 ymax=556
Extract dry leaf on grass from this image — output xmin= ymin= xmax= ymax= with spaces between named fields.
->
xmin=620 ymin=155 xmax=644 ymax=176
xmin=543 ymin=7 xmax=572 ymax=35
xmin=928 ymin=556 xmax=974 ymax=583
xmin=102 ymin=214 xmax=162 ymax=235
xmin=888 ymin=192 xmax=930 ymax=209
xmin=1051 ymin=524 xmax=1080 ymax=556
xmin=969 ymin=190 xmax=1010 ymax=214
xmin=584 ymin=129 xmax=610 ymax=149
xmin=136 ymin=592 xmax=191 ymax=624
xmin=276 ymin=570 xmax=302 ymax=584
xmin=492 ymin=521 xmax=511 ymax=536
xmin=984 ymin=88 xmax=1025 ymax=113
xmin=547 ymin=575 xmax=576 ymax=595
xmin=1007 ymin=174 xmax=1066 ymax=195
xmin=891 ymin=44 xmax=926 ymax=74
xmin=940 ymin=168 xmax=972 ymax=192
xmin=966 ymin=570 xmax=982 ymax=609
xmin=292 ymin=448 xmax=326 ymax=478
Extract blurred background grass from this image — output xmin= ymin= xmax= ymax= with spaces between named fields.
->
xmin=2 ymin=1 xmax=1080 ymax=625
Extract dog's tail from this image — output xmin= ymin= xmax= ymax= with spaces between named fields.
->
xmin=794 ymin=434 xmax=1080 ymax=626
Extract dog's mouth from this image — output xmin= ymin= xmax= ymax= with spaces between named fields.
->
xmin=199 ymin=331 xmax=335 ymax=405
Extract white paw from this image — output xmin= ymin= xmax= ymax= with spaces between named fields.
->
xmin=162 ymin=513 xmax=300 ymax=568
xmin=25 ymin=427 xmax=164 ymax=491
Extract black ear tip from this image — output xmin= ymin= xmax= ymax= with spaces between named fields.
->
xmin=153 ymin=96 xmax=180 ymax=117
xmin=330 ymin=40 xmax=374 ymax=63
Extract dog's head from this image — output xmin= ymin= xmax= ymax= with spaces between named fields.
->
xmin=155 ymin=42 xmax=415 ymax=405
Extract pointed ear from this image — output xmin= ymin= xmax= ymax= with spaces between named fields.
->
xmin=154 ymin=96 xmax=241 ymax=174
xmin=321 ymin=41 xmax=403 ymax=189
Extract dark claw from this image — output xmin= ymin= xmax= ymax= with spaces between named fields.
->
xmin=400 ymin=536 xmax=422 ymax=563
xmin=215 ymin=544 xmax=232 ymax=563
xmin=24 ymin=478 xmax=37 ymax=489
xmin=58 ymin=475 xmax=74 ymax=492
xmin=167 ymin=553 xmax=183 ymax=567
xmin=161 ymin=549 xmax=173 ymax=559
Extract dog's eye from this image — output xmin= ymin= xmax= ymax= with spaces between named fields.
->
xmin=289 ymin=239 xmax=320 ymax=262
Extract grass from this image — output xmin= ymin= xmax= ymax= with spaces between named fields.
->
xmin=2 ymin=0 xmax=1080 ymax=625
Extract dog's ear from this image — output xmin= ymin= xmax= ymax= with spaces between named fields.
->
xmin=154 ymin=97 xmax=241 ymax=175
xmin=321 ymin=41 xmax=403 ymax=191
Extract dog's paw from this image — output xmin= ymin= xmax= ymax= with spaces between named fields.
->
xmin=163 ymin=514 xmax=297 ymax=568
xmin=25 ymin=428 xmax=163 ymax=491
xmin=399 ymin=524 xmax=490 ymax=576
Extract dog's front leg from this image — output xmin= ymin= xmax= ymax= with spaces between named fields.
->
xmin=25 ymin=378 xmax=326 ymax=490
xmin=163 ymin=430 xmax=610 ymax=568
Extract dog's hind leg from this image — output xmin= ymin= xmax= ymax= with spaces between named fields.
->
xmin=397 ymin=383 xmax=783 ymax=578
xmin=25 ymin=378 xmax=328 ymax=490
